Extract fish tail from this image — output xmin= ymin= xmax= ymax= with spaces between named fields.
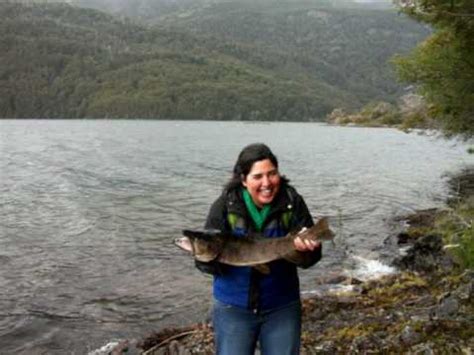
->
xmin=301 ymin=217 xmax=335 ymax=241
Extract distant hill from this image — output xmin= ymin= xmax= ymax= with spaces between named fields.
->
xmin=157 ymin=1 xmax=430 ymax=106
xmin=72 ymin=0 xmax=396 ymax=22
xmin=0 ymin=1 xmax=429 ymax=120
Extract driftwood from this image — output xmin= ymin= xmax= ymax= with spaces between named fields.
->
xmin=142 ymin=330 xmax=198 ymax=355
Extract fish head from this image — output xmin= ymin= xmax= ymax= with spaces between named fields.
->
xmin=175 ymin=236 xmax=195 ymax=253
xmin=192 ymin=238 xmax=221 ymax=262
xmin=177 ymin=229 xmax=224 ymax=262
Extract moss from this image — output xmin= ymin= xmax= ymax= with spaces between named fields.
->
xmin=441 ymin=273 xmax=465 ymax=288
xmin=326 ymin=323 xmax=381 ymax=341
xmin=406 ymin=225 xmax=435 ymax=238
xmin=367 ymin=273 xmax=428 ymax=299
xmin=423 ymin=320 xmax=474 ymax=345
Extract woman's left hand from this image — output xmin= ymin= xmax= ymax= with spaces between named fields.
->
xmin=294 ymin=236 xmax=320 ymax=252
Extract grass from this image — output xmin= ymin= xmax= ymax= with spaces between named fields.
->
xmin=436 ymin=201 xmax=474 ymax=270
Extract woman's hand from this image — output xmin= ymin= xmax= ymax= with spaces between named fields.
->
xmin=294 ymin=236 xmax=320 ymax=252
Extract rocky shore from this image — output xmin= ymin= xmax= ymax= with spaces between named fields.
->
xmin=325 ymin=94 xmax=437 ymax=131
xmin=102 ymin=171 xmax=474 ymax=355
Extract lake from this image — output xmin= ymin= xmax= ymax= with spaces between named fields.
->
xmin=0 ymin=120 xmax=472 ymax=353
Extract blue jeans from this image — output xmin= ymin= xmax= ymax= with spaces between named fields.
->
xmin=212 ymin=300 xmax=302 ymax=355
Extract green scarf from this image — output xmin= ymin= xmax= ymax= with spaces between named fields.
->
xmin=242 ymin=188 xmax=271 ymax=232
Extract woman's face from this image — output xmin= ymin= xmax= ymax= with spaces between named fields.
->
xmin=242 ymin=159 xmax=281 ymax=207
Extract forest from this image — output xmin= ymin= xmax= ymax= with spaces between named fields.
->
xmin=393 ymin=0 xmax=474 ymax=136
xmin=0 ymin=0 xmax=430 ymax=120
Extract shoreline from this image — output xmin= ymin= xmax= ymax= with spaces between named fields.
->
xmin=93 ymin=169 xmax=474 ymax=355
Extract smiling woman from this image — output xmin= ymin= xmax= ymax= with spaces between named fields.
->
xmin=242 ymin=159 xmax=281 ymax=207
xmin=195 ymin=143 xmax=322 ymax=355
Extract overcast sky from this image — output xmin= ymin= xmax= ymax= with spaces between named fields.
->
xmin=353 ymin=0 xmax=392 ymax=3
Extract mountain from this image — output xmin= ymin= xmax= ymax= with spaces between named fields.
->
xmin=72 ymin=0 xmax=396 ymax=22
xmin=0 ymin=1 xmax=430 ymax=120
xmin=157 ymin=1 xmax=429 ymax=105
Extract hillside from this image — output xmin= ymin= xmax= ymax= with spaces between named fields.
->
xmin=74 ymin=0 xmax=395 ymax=22
xmin=159 ymin=1 xmax=430 ymax=105
xmin=1 ymin=1 xmax=430 ymax=120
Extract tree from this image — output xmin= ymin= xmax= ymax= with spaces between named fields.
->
xmin=393 ymin=0 xmax=474 ymax=136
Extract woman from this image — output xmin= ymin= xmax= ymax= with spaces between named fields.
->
xmin=197 ymin=143 xmax=322 ymax=355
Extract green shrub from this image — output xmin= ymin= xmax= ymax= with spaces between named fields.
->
xmin=438 ymin=202 xmax=474 ymax=270
xmin=454 ymin=227 xmax=474 ymax=269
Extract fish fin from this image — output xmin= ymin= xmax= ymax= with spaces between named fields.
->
xmin=253 ymin=264 xmax=271 ymax=274
xmin=182 ymin=229 xmax=221 ymax=241
xmin=283 ymin=251 xmax=304 ymax=264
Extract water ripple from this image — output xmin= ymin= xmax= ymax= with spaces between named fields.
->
xmin=1 ymin=120 xmax=473 ymax=353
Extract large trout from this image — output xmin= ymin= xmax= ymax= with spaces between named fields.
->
xmin=175 ymin=217 xmax=334 ymax=270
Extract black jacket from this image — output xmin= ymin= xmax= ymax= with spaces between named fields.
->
xmin=196 ymin=183 xmax=322 ymax=275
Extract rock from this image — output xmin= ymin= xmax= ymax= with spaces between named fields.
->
xmin=453 ymin=281 xmax=474 ymax=301
xmin=349 ymin=336 xmax=368 ymax=353
xmin=398 ymin=93 xmax=426 ymax=114
xmin=148 ymin=340 xmax=191 ymax=355
xmin=349 ymin=334 xmax=386 ymax=353
xmin=415 ymin=234 xmax=443 ymax=251
xmin=314 ymin=273 xmax=349 ymax=285
xmin=460 ymin=269 xmax=474 ymax=283
xmin=435 ymin=294 xmax=460 ymax=318
xmin=313 ymin=340 xmax=337 ymax=353
xmin=349 ymin=277 xmax=364 ymax=285
xmin=393 ymin=234 xmax=455 ymax=273
xmin=111 ymin=340 xmax=130 ymax=355
xmin=405 ymin=209 xmax=439 ymax=228
xmin=88 ymin=341 xmax=126 ymax=355
xmin=326 ymin=108 xmax=347 ymax=124
xmin=408 ymin=342 xmax=435 ymax=355
xmin=397 ymin=232 xmax=412 ymax=244
xmin=170 ymin=340 xmax=191 ymax=355
xmin=400 ymin=325 xmax=422 ymax=346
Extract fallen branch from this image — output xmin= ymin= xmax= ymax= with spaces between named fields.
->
xmin=142 ymin=330 xmax=199 ymax=355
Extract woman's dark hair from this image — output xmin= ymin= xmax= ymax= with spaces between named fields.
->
xmin=224 ymin=143 xmax=288 ymax=192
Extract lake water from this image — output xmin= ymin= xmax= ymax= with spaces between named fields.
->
xmin=1 ymin=120 xmax=473 ymax=354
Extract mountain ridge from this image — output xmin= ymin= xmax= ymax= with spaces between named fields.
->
xmin=1 ymin=1 xmax=430 ymax=120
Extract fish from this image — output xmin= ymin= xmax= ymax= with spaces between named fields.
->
xmin=175 ymin=217 xmax=334 ymax=272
